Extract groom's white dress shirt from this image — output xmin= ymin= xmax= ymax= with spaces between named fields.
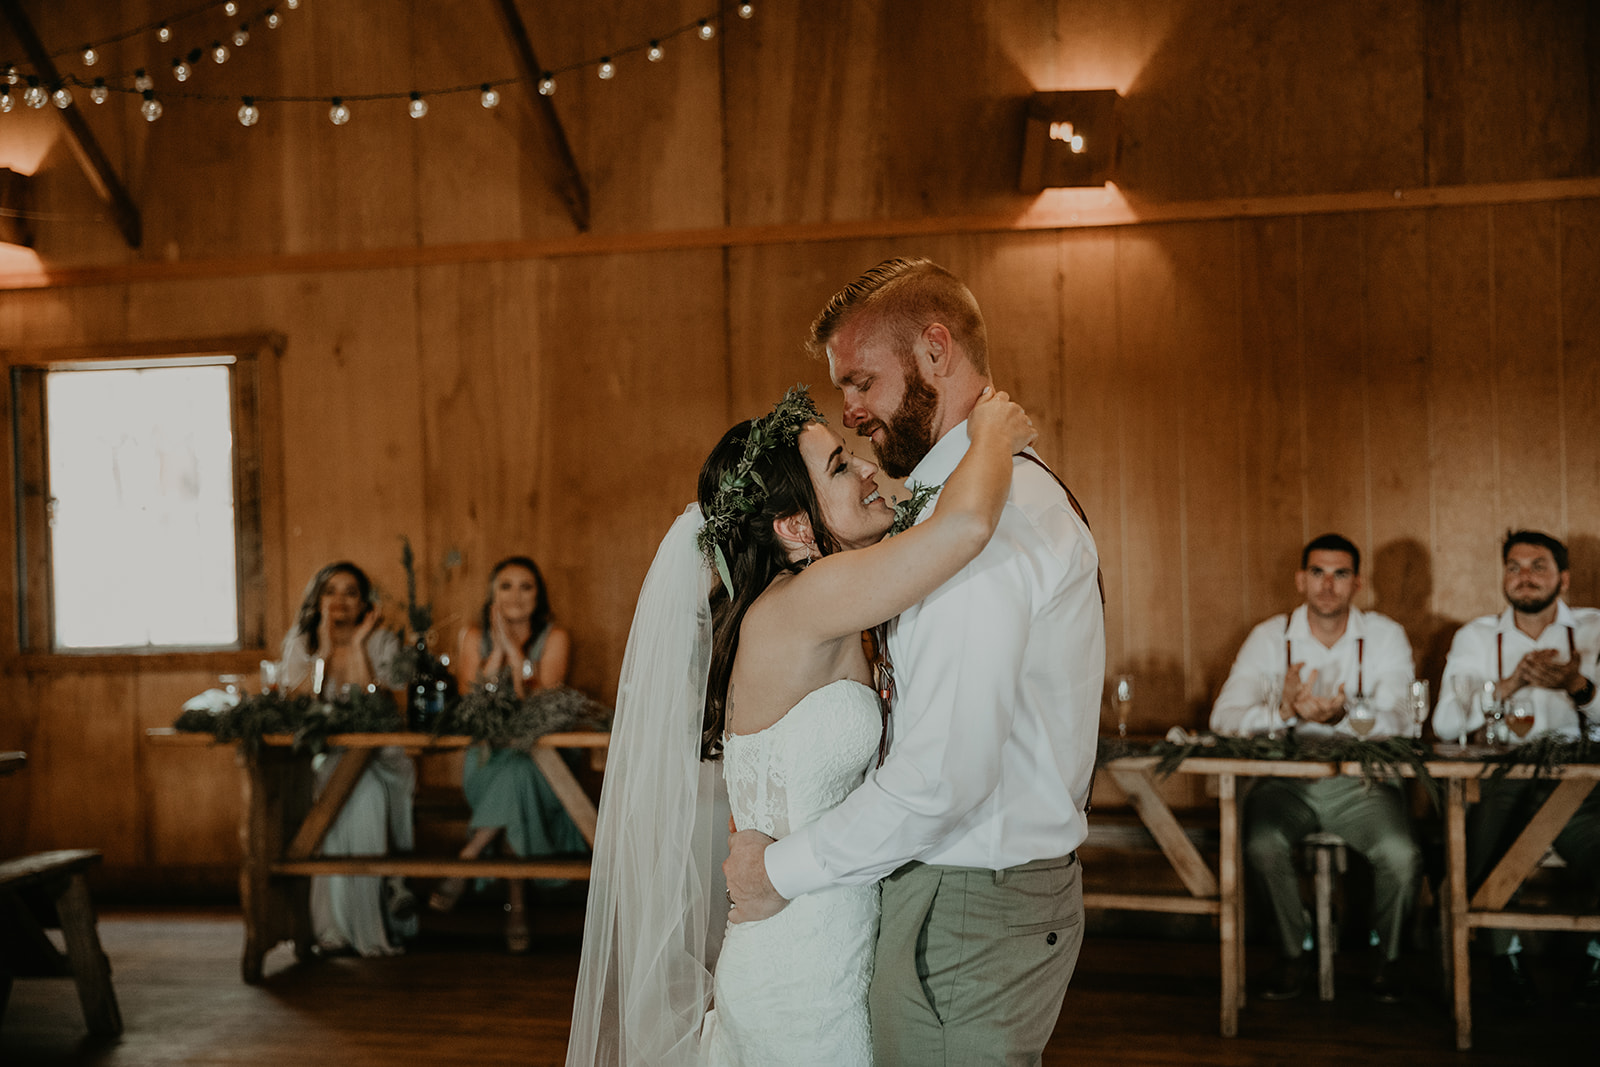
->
xmin=764 ymin=421 xmax=1106 ymax=898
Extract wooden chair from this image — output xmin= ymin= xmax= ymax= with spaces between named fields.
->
xmin=0 ymin=849 xmax=123 ymax=1037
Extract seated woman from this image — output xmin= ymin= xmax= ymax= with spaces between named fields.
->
xmin=278 ymin=561 xmax=418 ymax=957
xmin=430 ymin=555 xmax=588 ymax=952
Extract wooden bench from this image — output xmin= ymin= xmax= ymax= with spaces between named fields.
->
xmin=0 ymin=849 xmax=123 ymax=1037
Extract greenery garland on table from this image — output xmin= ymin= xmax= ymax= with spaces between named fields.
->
xmin=1097 ymin=731 xmax=1443 ymax=810
xmin=436 ymin=683 xmax=610 ymax=749
xmin=1477 ymin=732 xmax=1600 ymax=784
xmin=173 ymin=688 xmax=405 ymax=756
xmin=174 ymin=684 xmax=610 ymax=755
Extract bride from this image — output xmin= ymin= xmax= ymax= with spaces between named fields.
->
xmin=567 ymin=383 xmax=1034 ymax=1066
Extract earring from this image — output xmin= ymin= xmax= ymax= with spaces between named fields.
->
xmin=804 ymin=542 xmax=817 ymax=565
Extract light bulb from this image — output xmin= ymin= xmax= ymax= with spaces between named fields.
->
xmin=647 ymin=40 xmax=664 ymax=62
xmin=157 ymin=23 xmax=171 ymax=43
xmin=738 ymin=3 xmax=754 ymax=18
xmin=408 ymin=92 xmax=428 ymax=118
xmin=212 ymin=42 xmax=230 ymax=64
xmin=134 ymin=69 xmax=154 ymax=92
xmin=538 ymin=73 xmax=555 ymax=96
xmin=329 ymin=98 xmax=350 ymax=125
xmin=286 ymin=0 xmax=299 ymax=9
xmin=90 ymin=79 xmax=109 ymax=104
xmin=698 ymin=20 xmax=715 ymax=40
xmin=82 ymin=46 xmax=98 ymax=67
xmin=1070 ymin=134 xmax=1085 ymax=153
xmin=141 ymin=91 xmax=162 ymax=121
xmin=3 ymin=65 xmax=16 ymax=86
xmin=266 ymin=10 xmax=281 ymax=29
xmin=598 ymin=58 xmax=615 ymax=80
xmin=238 ymin=98 xmax=259 ymax=126
xmin=173 ymin=61 xmax=191 ymax=81
xmin=234 ymin=26 xmax=250 ymax=48
xmin=23 ymin=78 xmax=47 ymax=108
xmin=0 ymin=89 xmax=12 ymax=114
xmin=479 ymin=84 xmax=499 ymax=108
xmin=225 ymin=1 xmax=238 ymax=15
xmin=52 ymin=85 xmax=72 ymax=109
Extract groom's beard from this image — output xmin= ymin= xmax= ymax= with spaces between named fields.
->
xmin=860 ymin=365 xmax=939 ymax=479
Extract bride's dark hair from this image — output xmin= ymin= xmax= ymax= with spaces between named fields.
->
xmin=697 ymin=419 xmax=838 ymax=760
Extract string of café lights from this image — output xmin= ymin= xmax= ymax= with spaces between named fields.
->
xmin=0 ymin=0 xmax=758 ymax=127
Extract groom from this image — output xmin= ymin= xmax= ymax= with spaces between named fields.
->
xmin=724 ymin=257 xmax=1106 ymax=1065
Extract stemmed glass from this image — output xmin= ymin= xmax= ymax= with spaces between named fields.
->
xmin=1408 ymin=680 xmax=1430 ymax=739
xmin=1114 ymin=675 xmax=1134 ymax=738
xmin=1345 ymin=694 xmax=1377 ymax=738
xmin=1264 ymin=674 xmax=1285 ymax=741
xmin=1450 ymin=674 xmax=1482 ymax=746
xmin=1483 ymin=680 xmax=1505 ymax=745
xmin=1506 ymin=699 xmax=1536 ymax=740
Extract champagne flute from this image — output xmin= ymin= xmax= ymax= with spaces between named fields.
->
xmin=1483 ymin=680 xmax=1505 ymax=745
xmin=1450 ymin=674 xmax=1481 ymax=746
xmin=1346 ymin=694 xmax=1377 ymax=738
xmin=1114 ymin=674 xmax=1134 ymax=738
xmin=1408 ymin=679 xmax=1430 ymax=739
xmin=1264 ymin=674 xmax=1285 ymax=741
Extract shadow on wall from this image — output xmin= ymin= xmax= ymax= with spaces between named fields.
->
xmin=1369 ymin=537 xmax=1459 ymax=700
xmin=1567 ymin=534 xmax=1600 ymax=609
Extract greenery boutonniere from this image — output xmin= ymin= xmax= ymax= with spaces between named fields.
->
xmin=888 ymin=482 xmax=940 ymax=537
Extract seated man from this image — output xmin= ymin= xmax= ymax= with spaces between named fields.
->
xmin=1433 ymin=530 xmax=1600 ymax=1009
xmin=1211 ymin=534 xmax=1421 ymax=1002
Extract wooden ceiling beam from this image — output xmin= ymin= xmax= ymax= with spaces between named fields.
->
xmin=0 ymin=0 xmax=142 ymax=249
xmin=491 ymin=0 xmax=590 ymax=233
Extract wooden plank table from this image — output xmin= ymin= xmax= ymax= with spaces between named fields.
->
xmin=146 ymin=728 xmax=608 ymax=982
xmin=1094 ymin=749 xmax=1600 ymax=1048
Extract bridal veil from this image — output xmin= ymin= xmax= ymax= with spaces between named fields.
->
xmin=566 ymin=505 xmax=722 ymax=1067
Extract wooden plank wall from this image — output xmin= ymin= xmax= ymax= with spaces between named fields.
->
xmin=0 ymin=0 xmax=1595 ymax=888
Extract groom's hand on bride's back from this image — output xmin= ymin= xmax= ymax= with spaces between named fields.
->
xmin=725 ymin=828 xmax=789 ymax=924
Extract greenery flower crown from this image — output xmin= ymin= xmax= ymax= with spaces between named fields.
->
xmin=696 ymin=384 xmax=825 ymax=593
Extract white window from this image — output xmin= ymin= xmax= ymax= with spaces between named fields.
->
xmin=8 ymin=337 xmax=280 ymax=657
xmin=46 ymin=362 xmax=239 ymax=650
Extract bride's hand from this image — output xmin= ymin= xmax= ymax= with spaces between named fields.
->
xmin=969 ymin=386 xmax=1036 ymax=454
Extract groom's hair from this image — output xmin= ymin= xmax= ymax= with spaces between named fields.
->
xmin=807 ymin=257 xmax=989 ymax=374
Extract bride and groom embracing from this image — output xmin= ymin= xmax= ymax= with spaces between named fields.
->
xmin=567 ymin=258 xmax=1106 ymax=1067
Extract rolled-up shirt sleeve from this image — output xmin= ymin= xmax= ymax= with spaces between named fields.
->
xmin=765 ymin=544 xmax=1031 ymax=900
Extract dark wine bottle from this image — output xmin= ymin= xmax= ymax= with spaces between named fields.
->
xmin=407 ymin=634 xmax=457 ymax=731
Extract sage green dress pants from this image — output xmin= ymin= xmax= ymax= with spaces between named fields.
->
xmin=869 ymin=853 xmax=1082 ymax=1067
xmin=1243 ymin=776 xmax=1421 ymax=962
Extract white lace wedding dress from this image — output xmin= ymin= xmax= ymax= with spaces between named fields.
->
xmin=702 ymin=679 xmax=882 ymax=1067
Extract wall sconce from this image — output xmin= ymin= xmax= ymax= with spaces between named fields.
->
xmin=0 ymin=167 xmax=35 ymax=248
xmin=1019 ymin=90 xmax=1121 ymax=192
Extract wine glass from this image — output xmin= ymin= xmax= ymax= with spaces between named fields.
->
xmin=1483 ymin=680 xmax=1505 ymax=745
xmin=1114 ymin=674 xmax=1134 ymax=738
xmin=259 ymin=660 xmax=280 ymax=695
xmin=1408 ymin=679 xmax=1430 ymax=739
xmin=1346 ymin=694 xmax=1377 ymax=738
xmin=1506 ymin=699 xmax=1536 ymax=740
xmin=1450 ymin=674 xmax=1482 ymax=746
xmin=1263 ymin=674 xmax=1285 ymax=741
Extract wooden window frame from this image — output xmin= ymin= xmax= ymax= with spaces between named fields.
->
xmin=2 ymin=334 xmax=286 ymax=672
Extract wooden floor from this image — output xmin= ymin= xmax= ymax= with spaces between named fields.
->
xmin=2 ymin=898 xmax=1586 ymax=1065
